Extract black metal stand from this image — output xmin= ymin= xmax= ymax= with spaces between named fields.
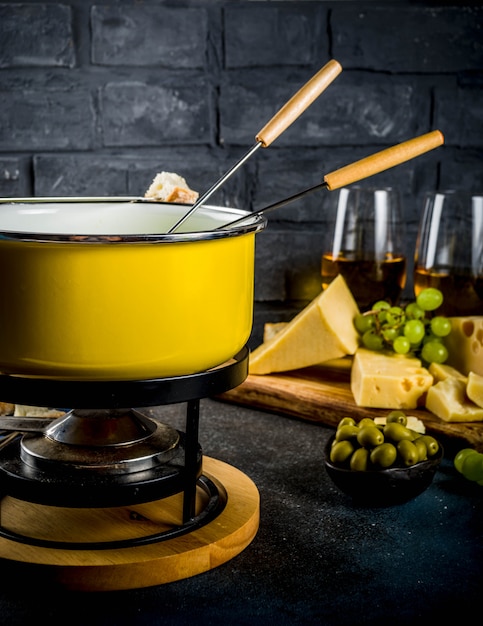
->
xmin=0 ymin=346 xmax=249 ymax=409
xmin=0 ymin=347 xmax=249 ymax=549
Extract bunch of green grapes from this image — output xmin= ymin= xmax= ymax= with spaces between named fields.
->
xmin=353 ymin=287 xmax=451 ymax=364
xmin=454 ymin=448 xmax=483 ymax=485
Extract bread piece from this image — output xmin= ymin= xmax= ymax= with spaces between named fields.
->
xmin=144 ymin=171 xmax=199 ymax=204
xmin=0 ymin=402 xmax=14 ymax=416
xmin=14 ymin=405 xmax=66 ymax=418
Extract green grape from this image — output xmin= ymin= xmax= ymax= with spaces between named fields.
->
xmin=354 ymin=313 xmax=374 ymax=334
xmin=386 ymin=306 xmax=405 ymax=326
xmin=362 ymin=329 xmax=384 ymax=351
xmin=404 ymin=319 xmax=426 ymax=344
xmin=421 ymin=340 xmax=448 ymax=364
xmin=405 ymin=302 xmax=425 ymax=320
xmin=430 ymin=316 xmax=452 ymax=337
xmin=353 ymin=288 xmax=451 ymax=361
xmin=416 ymin=287 xmax=443 ymax=311
xmin=462 ymin=452 xmax=483 ymax=482
xmin=393 ymin=335 xmax=411 ymax=354
xmin=382 ymin=325 xmax=400 ymax=343
xmin=454 ymin=448 xmax=478 ymax=474
xmin=377 ymin=310 xmax=388 ymax=324
xmin=373 ymin=301 xmax=390 ymax=312
xmin=422 ymin=332 xmax=443 ymax=345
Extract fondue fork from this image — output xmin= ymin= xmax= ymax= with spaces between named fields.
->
xmin=167 ymin=59 xmax=343 ymax=233
xmin=0 ymin=417 xmax=56 ymax=435
xmin=0 ymin=430 xmax=22 ymax=451
xmin=218 ymin=130 xmax=444 ymax=230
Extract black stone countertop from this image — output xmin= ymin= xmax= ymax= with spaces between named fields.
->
xmin=0 ymin=398 xmax=482 ymax=625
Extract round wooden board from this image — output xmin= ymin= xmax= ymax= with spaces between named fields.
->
xmin=0 ymin=456 xmax=260 ymax=591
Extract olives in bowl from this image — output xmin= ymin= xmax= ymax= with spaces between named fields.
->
xmin=324 ymin=413 xmax=443 ymax=505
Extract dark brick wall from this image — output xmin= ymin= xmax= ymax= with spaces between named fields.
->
xmin=1 ymin=0 xmax=482 ymax=348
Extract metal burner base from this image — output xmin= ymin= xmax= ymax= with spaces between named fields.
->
xmin=0 ymin=430 xmax=202 ymax=508
xmin=20 ymin=411 xmax=181 ymax=475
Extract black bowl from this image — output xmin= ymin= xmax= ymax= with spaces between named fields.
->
xmin=324 ymin=435 xmax=443 ymax=506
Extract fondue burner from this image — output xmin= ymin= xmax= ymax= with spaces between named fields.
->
xmin=0 ymin=347 xmax=260 ymax=591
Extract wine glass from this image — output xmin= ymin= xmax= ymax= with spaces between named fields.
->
xmin=321 ymin=186 xmax=407 ymax=311
xmin=414 ymin=190 xmax=483 ymax=316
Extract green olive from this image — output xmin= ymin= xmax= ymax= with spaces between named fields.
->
xmin=415 ymin=435 xmax=440 ymax=457
xmin=357 ymin=426 xmax=384 ymax=448
xmin=350 ymin=447 xmax=370 ymax=471
xmin=330 ymin=440 xmax=356 ymax=464
xmin=358 ymin=417 xmax=377 ymax=428
xmin=335 ymin=424 xmax=360 ymax=442
xmin=337 ymin=417 xmax=356 ymax=429
xmin=370 ymin=442 xmax=397 ymax=468
xmin=386 ymin=410 xmax=407 ymax=426
xmin=413 ymin=437 xmax=428 ymax=462
xmin=383 ymin=422 xmax=415 ymax=443
xmin=397 ymin=439 xmax=419 ymax=467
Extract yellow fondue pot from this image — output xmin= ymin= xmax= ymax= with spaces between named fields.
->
xmin=0 ymin=198 xmax=266 ymax=380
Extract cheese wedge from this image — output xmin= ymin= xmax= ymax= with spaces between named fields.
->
xmin=249 ymin=275 xmax=360 ymax=375
xmin=467 ymin=371 xmax=483 ymax=408
xmin=351 ymin=348 xmax=433 ymax=409
xmin=262 ymin=322 xmax=353 ymax=372
xmin=426 ymin=376 xmax=483 ymax=422
xmin=263 ymin=322 xmax=289 ymax=343
xmin=445 ymin=316 xmax=483 ymax=376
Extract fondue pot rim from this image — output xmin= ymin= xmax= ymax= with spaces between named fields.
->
xmin=0 ymin=196 xmax=267 ymax=244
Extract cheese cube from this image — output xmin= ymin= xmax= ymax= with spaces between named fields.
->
xmin=350 ymin=348 xmax=433 ymax=409
xmin=428 ymin=362 xmax=468 ymax=384
xmin=426 ymin=376 xmax=483 ymax=422
xmin=445 ymin=317 xmax=483 ymax=376
xmin=467 ymin=371 xmax=483 ymax=408
xmin=249 ymin=275 xmax=359 ymax=375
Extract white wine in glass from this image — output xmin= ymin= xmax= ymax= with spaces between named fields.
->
xmin=414 ymin=190 xmax=483 ymax=316
xmin=321 ymin=187 xmax=407 ymax=311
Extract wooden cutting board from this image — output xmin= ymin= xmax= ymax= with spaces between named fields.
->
xmin=217 ymin=361 xmax=483 ymax=452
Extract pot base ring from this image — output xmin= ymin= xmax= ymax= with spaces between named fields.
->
xmin=0 ymin=346 xmax=249 ymax=409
